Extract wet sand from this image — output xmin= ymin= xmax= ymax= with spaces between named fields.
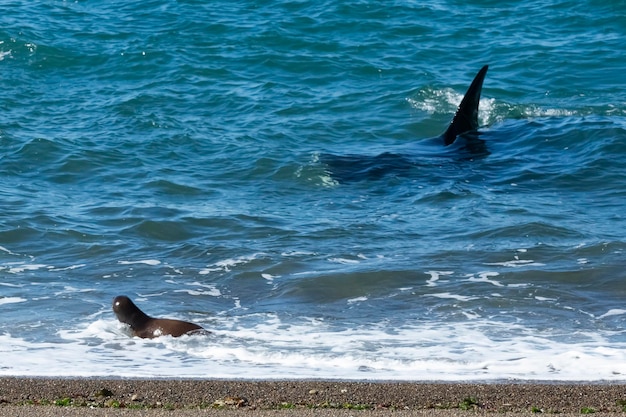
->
xmin=1 ymin=378 xmax=626 ymax=416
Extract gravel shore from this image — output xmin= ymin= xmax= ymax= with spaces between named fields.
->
xmin=2 ymin=378 xmax=626 ymax=416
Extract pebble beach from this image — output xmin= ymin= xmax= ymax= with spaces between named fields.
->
xmin=2 ymin=378 xmax=626 ymax=416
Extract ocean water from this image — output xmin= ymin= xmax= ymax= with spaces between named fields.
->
xmin=1 ymin=0 xmax=626 ymax=380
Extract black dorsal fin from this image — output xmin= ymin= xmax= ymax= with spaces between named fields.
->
xmin=442 ymin=65 xmax=488 ymax=146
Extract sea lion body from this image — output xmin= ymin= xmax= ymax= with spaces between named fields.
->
xmin=112 ymin=295 xmax=205 ymax=338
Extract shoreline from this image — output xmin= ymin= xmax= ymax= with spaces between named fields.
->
xmin=2 ymin=377 xmax=626 ymax=415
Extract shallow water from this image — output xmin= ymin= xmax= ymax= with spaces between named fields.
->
xmin=1 ymin=0 xmax=626 ymax=380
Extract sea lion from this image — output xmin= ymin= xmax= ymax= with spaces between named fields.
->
xmin=112 ymin=295 xmax=206 ymax=338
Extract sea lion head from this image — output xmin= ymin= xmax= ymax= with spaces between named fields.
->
xmin=112 ymin=295 xmax=150 ymax=329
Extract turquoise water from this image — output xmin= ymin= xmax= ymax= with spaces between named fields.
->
xmin=1 ymin=0 xmax=626 ymax=379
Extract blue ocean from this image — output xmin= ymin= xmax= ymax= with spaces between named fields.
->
xmin=1 ymin=0 xmax=625 ymax=380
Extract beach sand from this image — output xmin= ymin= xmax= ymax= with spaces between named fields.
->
xmin=2 ymin=378 xmax=626 ymax=416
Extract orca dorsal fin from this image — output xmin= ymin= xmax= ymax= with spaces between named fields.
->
xmin=442 ymin=65 xmax=488 ymax=146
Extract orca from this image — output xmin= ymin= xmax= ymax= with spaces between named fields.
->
xmin=321 ymin=65 xmax=489 ymax=181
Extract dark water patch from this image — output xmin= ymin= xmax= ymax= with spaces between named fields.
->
xmin=144 ymin=179 xmax=204 ymax=197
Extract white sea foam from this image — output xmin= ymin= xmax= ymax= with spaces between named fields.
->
xmin=261 ymin=273 xmax=277 ymax=283
xmin=424 ymin=270 xmax=453 ymax=287
xmin=465 ymin=272 xmax=504 ymax=287
xmin=535 ymin=296 xmax=557 ymax=302
xmin=423 ymin=292 xmax=478 ymax=302
xmin=1 ymin=263 xmax=48 ymax=273
xmin=3 ymin=315 xmax=626 ymax=381
xmin=119 ymin=260 xmax=161 ymax=266
xmin=328 ymin=257 xmax=360 ymax=265
xmin=49 ymin=264 xmax=87 ymax=272
xmin=0 ymin=246 xmax=20 ymax=256
xmin=485 ymin=258 xmax=545 ymax=268
xmin=407 ymin=90 xmax=493 ymax=126
xmin=199 ymin=254 xmax=265 ymax=274
xmin=173 ymin=281 xmax=221 ymax=297
xmin=0 ymin=282 xmax=24 ymax=288
xmin=281 ymin=251 xmax=316 ymax=257
xmin=598 ymin=309 xmax=626 ymax=319
xmin=0 ymin=297 xmax=27 ymax=305
xmin=347 ymin=296 xmax=368 ymax=304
